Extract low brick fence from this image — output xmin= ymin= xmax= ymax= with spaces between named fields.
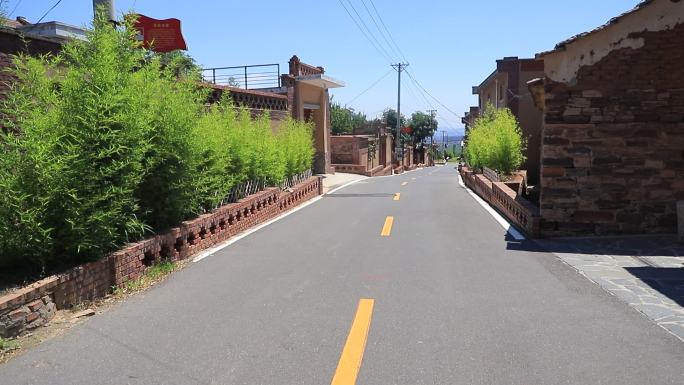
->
xmin=331 ymin=164 xmax=394 ymax=177
xmin=460 ymin=167 xmax=540 ymax=237
xmin=0 ymin=176 xmax=322 ymax=337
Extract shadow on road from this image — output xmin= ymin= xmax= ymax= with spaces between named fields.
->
xmin=624 ymin=267 xmax=684 ymax=307
xmin=325 ymin=193 xmax=395 ymax=198
xmin=507 ymin=234 xmax=684 ymax=257
xmin=505 ymin=234 xmax=684 ymax=307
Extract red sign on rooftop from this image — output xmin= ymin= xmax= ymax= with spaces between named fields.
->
xmin=133 ymin=14 xmax=187 ymax=53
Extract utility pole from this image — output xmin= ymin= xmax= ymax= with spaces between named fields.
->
xmin=427 ymin=109 xmax=437 ymax=144
xmin=392 ymin=63 xmax=408 ymax=168
xmin=427 ymin=109 xmax=437 ymax=165
xmin=93 ymin=0 xmax=115 ymax=22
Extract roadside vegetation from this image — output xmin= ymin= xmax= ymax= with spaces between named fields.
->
xmin=463 ymin=104 xmax=525 ymax=175
xmin=0 ymin=13 xmax=314 ymax=282
xmin=331 ymin=102 xmax=367 ymax=135
xmin=114 ymin=261 xmax=177 ymax=294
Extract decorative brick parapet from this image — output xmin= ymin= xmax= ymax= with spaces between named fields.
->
xmin=203 ymin=83 xmax=289 ymax=111
xmin=460 ymin=166 xmax=541 ymax=237
xmin=0 ymin=177 xmax=322 ymax=337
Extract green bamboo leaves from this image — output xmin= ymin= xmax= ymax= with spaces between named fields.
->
xmin=464 ymin=104 xmax=526 ymax=175
xmin=0 ymin=12 xmax=314 ymax=278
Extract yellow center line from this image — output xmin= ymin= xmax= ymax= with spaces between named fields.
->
xmin=401 ymin=181 xmax=408 ymax=186
xmin=393 ymin=193 xmax=401 ymax=201
xmin=330 ymin=299 xmax=375 ymax=385
xmin=380 ymin=216 xmax=394 ymax=236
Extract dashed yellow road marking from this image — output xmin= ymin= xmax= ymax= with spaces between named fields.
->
xmin=330 ymin=299 xmax=375 ymax=385
xmin=393 ymin=193 xmax=400 ymax=201
xmin=380 ymin=216 xmax=394 ymax=236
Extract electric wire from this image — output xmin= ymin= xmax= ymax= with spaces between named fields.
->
xmin=345 ymin=68 xmax=394 ymax=105
xmin=359 ymin=0 xmax=402 ymax=61
xmin=368 ymin=0 xmax=409 ymax=63
xmin=406 ymin=69 xmax=461 ymax=118
xmin=9 ymin=0 xmax=23 ymax=17
xmin=36 ymin=0 xmax=62 ymax=24
xmin=337 ymin=0 xmax=393 ymax=63
xmin=343 ymin=0 xmax=395 ymax=62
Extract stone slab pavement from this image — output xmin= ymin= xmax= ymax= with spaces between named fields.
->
xmin=318 ymin=172 xmax=368 ymax=194
xmin=536 ymin=235 xmax=684 ymax=341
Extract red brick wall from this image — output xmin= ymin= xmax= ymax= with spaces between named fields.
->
xmin=0 ymin=177 xmax=322 ymax=336
xmin=540 ymin=22 xmax=684 ymax=236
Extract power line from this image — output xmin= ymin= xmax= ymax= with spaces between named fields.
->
xmin=345 ymin=68 xmax=394 ymax=105
xmin=405 ymin=69 xmax=461 ymax=118
xmin=36 ymin=0 xmax=63 ymax=24
xmin=368 ymin=0 xmax=408 ymax=63
xmin=359 ymin=0 xmax=402 ymax=61
xmin=406 ymin=72 xmax=435 ymax=111
xmin=9 ymin=0 xmax=23 ymax=17
xmin=336 ymin=0 xmax=393 ymax=63
xmin=343 ymin=0 xmax=394 ymax=62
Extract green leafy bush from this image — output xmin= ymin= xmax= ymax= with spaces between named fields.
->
xmin=0 ymin=14 xmax=155 ymax=272
xmin=0 ymin=12 xmax=315 ymax=278
xmin=464 ymin=104 xmax=525 ymax=175
xmin=277 ymin=117 xmax=315 ymax=178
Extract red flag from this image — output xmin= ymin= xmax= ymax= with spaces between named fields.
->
xmin=133 ymin=14 xmax=187 ymax=52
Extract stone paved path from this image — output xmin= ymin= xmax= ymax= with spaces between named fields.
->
xmin=538 ymin=235 xmax=684 ymax=341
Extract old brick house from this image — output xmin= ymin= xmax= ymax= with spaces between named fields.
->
xmin=472 ymin=57 xmax=545 ymax=184
xmin=330 ymin=122 xmax=394 ymax=176
xmin=529 ymin=0 xmax=684 ymax=236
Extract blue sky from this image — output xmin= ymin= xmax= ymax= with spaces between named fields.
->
xmin=8 ymin=1 xmax=638 ymax=134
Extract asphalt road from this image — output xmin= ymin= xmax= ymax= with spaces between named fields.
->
xmin=1 ymin=165 xmax=683 ymax=385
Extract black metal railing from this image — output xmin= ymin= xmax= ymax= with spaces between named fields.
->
xmin=202 ymin=64 xmax=281 ymax=89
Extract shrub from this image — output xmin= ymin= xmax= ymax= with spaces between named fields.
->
xmin=464 ymin=104 xmax=525 ymax=175
xmin=135 ymin=59 xmax=208 ymax=230
xmin=0 ymin=12 xmax=316 ymax=278
xmin=0 ymin=13 xmax=155 ymax=272
xmin=277 ymin=116 xmax=315 ymax=178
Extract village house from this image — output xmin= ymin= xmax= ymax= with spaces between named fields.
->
xmin=472 ymin=57 xmax=545 ymax=185
xmin=330 ymin=121 xmax=394 ymax=176
xmin=528 ymin=0 xmax=684 ymax=236
xmin=205 ymin=55 xmax=345 ymax=175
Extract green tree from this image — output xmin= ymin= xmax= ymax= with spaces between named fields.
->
xmin=408 ymin=111 xmax=437 ymax=142
xmin=153 ymin=50 xmax=202 ymax=80
xmin=331 ymin=103 xmax=366 ymax=135
xmin=464 ymin=103 xmax=526 ymax=175
xmin=382 ymin=108 xmax=406 ymax=135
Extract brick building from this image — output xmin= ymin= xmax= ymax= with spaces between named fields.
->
xmin=529 ymin=0 xmax=684 ymax=236
xmin=281 ymin=56 xmax=345 ymax=174
xmin=472 ymin=57 xmax=545 ymax=184
xmin=330 ymin=122 xmax=394 ymax=176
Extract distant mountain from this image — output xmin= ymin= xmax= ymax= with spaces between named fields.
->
xmin=434 ymin=135 xmax=463 ymax=145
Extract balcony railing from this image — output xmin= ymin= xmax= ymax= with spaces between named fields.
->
xmin=202 ymin=64 xmax=281 ymax=89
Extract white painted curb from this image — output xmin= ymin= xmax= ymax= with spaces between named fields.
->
xmin=193 ymin=178 xmax=365 ymax=263
xmin=458 ymin=174 xmax=526 ymax=241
